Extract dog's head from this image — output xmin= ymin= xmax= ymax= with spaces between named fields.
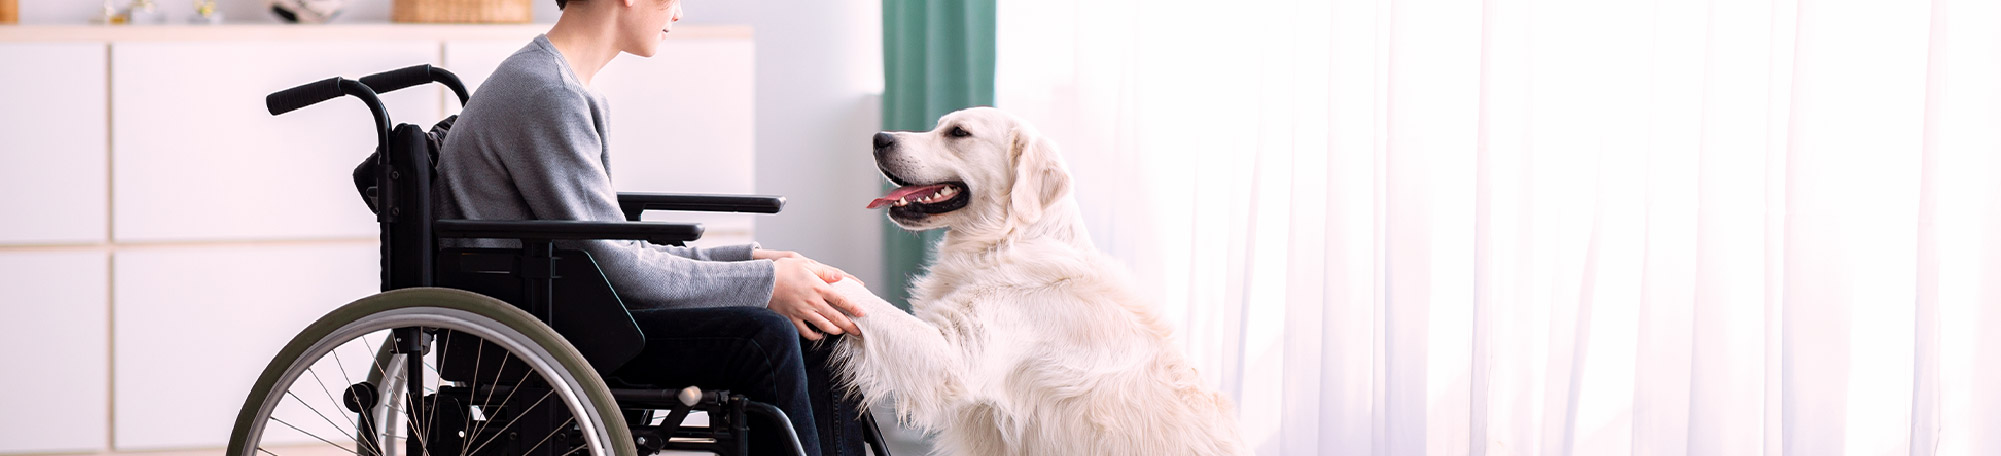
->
xmin=868 ymin=107 xmax=1071 ymax=234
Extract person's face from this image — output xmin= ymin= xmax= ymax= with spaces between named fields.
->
xmin=619 ymin=0 xmax=682 ymax=58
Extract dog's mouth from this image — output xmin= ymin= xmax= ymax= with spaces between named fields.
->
xmin=868 ymin=174 xmax=970 ymax=215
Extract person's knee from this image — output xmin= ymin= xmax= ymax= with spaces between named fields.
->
xmin=743 ymin=307 xmax=795 ymax=334
xmin=721 ymin=307 xmax=802 ymax=359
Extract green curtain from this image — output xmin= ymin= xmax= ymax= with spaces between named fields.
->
xmin=880 ymin=0 xmax=996 ymax=309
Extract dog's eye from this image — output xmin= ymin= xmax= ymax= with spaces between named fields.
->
xmin=949 ymin=126 xmax=972 ymax=138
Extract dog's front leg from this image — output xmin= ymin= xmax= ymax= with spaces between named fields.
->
xmin=826 ymin=279 xmax=969 ymax=431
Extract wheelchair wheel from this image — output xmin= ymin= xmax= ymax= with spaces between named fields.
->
xmin=227 ymin=288 xmax=636 ymax=456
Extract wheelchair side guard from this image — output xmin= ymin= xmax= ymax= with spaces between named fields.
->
xmin=437 ymin=247 xmax=646 ymax=378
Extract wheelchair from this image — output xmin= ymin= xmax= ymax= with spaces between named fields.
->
xmin=226 ymin=65 xmax=890 ymax=456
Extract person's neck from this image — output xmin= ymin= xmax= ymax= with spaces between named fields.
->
xmin=544 ymin=9 xmax=621 ymax=86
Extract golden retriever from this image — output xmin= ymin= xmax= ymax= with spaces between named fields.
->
xmin=828 ymin=107 xmax=1249 ymax=455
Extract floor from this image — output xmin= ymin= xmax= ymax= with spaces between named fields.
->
xmin=34 ymin=406 xmax=932 ymax=456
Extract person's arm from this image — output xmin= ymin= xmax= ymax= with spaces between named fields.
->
xmin=650 ymin=242 xmax=760 ymax=262
xmin=491 ymin=88 xmax=775 ymax=309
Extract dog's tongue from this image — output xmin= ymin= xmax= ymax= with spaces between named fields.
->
xmin=867 ymin=184 xmax=950 ymax=209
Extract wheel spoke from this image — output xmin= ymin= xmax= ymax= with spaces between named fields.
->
xmin=420 ymin=330 xmax=450 ymax=452
xmin=397 ymin=330 xmax=436 ymax=456
xmin=400 ymin=347 xmax=423 ymax=454
xmin=465 ymin=388 xmax=558 ymax=456
xmin=364 ymin=335 xmax=394 ymax=391
xmin=516 ymin=416 xmax=576 ymax=456
xmin=370 ymin=333 xmax=405 ymax=456
xmin=330 ymin=340 xmax=358 ymax=397
xmin=460 ymin=337 xmax=485 ymax=456
xmin=283 ymin=390 xmax=352 ymax=441
xmin=267 ymin=416 xmax=362 ymax=455
xmin=304 ymin=367 xmax=358 ymax=430
xmin=467 ymin=357 xmax=539 ymax=444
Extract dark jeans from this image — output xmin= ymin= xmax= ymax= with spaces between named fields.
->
xmin=611 ymin=306 xmax=868 ymax=456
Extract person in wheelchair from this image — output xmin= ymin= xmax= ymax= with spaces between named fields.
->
xmin=434 ymin=0 xmax=873 ymax=454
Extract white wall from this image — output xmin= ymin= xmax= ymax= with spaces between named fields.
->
xmin=741 ymin=0 xmax=889 ymax=295
xmin=566 ymin=0 xmax=891 ymax=293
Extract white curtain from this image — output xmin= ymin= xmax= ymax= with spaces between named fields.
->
xmin=993 ymin=0 xmax=2001 ymax=454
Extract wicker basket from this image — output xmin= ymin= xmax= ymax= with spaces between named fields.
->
xmin=393 ymin=0 xmax=534 ymax=23
xmin=1 ymin=0 xmax=18 ymax=25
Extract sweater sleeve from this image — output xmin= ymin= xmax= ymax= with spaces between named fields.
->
xmin=652 ymin=243 xmax=762 ymax=262
xmin=491 ymin=86 xmax=774 ymax=309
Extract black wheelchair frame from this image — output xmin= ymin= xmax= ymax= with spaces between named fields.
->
xmin=257 ymin=64 xmax=890 ymax=456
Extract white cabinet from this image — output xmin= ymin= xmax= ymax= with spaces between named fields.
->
xmin=111 ymin=41 xmax=440 ymax=243
xmin=111 ymin=243 xmax=378 ymax=450
xmin=0 ymin=251 xmax=110 ymax=454
xmin=0 ymin=43 xmax=109 ymax=245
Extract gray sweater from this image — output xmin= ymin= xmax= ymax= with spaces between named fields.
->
xmin=434 ymin=35 xmax=775 ymax=309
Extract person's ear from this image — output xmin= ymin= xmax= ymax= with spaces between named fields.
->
xmin=1007 ymin=124 xmax=1071 ymax=227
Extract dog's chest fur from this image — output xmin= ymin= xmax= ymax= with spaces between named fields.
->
xmin=886 ymin=238 xmax=1247 ymax=454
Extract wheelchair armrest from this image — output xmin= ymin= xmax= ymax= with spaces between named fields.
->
xmin=617 ymin=193 xmax=785 ymax=221
xmin=434 ymin=219 xmax=703 ymax=245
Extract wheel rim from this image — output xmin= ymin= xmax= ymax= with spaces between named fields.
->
xmin=229 ymin=290 xmax=629 ymax=456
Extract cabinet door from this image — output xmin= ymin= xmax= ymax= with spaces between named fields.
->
xmin=0 ymin=43 xmax=108 ymax=246
xmin=111 ymin=243 xmax=377 ymax=450
xmin=111 ymin=41 xmax=440 ymax=243
xmin=444 ymin=38 xmax=757 ymax=246
xmin=0 ymin=251 xmax=109 ymax=454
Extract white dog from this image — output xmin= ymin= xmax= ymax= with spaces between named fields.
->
xmin=827 ymin=107 xmax=1249 ymax=455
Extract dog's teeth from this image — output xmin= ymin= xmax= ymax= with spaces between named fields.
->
xmin=924 ymin=187 xmax=955 ymax=203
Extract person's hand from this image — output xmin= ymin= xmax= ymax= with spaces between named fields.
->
xmin=754 ymin=249 xmax=864 ymax=285
xmin=768 ymin=257 xmax=869 ymax=340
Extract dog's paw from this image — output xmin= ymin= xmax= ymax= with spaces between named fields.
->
xmin=829 ymin=278 xmax=896 ymax=314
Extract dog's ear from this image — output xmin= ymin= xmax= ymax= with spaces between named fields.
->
xmin=1008 ymin=125 xmax=1071 ymax=226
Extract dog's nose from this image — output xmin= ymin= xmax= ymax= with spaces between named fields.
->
xmin=873 ymin=132 xmax=896 ymax=151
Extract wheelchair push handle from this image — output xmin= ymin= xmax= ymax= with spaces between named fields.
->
xmin=359 ymin=64 xmax=472 ymax=106
xmin=266 ymin=77 xmax=392 ymax=162
xmin=265 ymin=77 xmax=348 ymax=116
